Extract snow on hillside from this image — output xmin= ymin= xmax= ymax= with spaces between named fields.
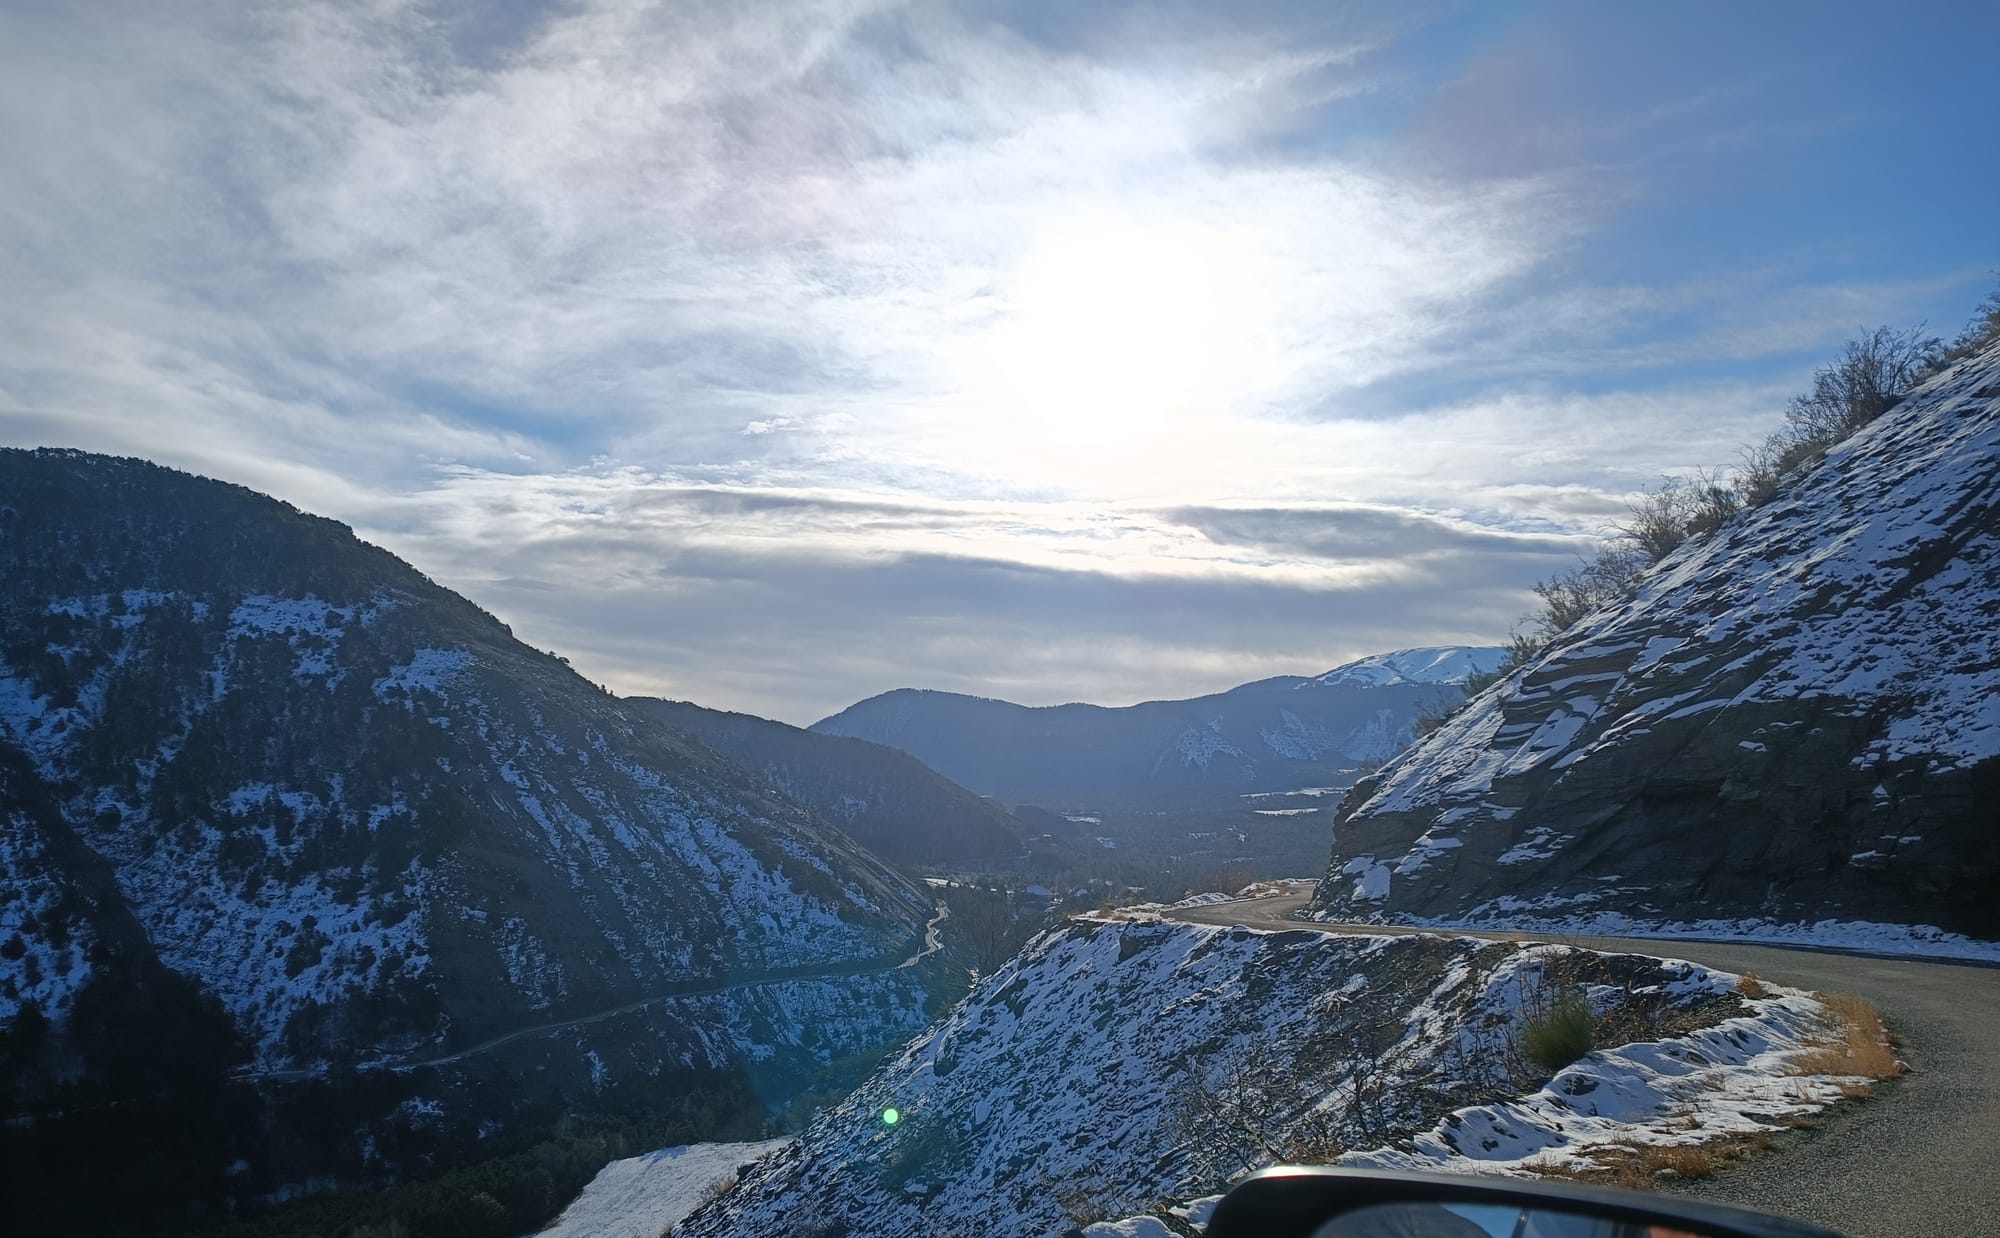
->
xmin=542 ymin=1139 xmax=791 ymax=1238
xmin=1309 ymin=646 xmax=1506 ymax=689
xmin=1314 ymin=344 xmax=2000 ymax=943
xmin=0 ymin=448 xmax=935 ymax=1075
xmin=675 ymin=919 xmax=1863 ymax=1238
xmin=1363 ymin=355 xmax=1999 ymax=815
xmin=12 ymin=590 xmax=906 ymax=1057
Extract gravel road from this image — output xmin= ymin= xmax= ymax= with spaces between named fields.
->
xmin=1172 ymin=889 xmax=2000 ymax=1238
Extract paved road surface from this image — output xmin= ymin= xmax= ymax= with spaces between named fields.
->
xmin=1172 ymin=889 xmax=2000 ymax=1238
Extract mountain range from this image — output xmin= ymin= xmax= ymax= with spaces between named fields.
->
xmin=1309 ymin=341 xmax=2000 ymax=949
xmin=810 ymin=646 xmax=1504 ymax=806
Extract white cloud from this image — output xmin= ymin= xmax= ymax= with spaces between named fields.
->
xmin=0 ymin=0 xmax=1976 ymax=719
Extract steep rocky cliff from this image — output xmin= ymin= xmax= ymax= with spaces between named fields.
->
xmin=1310 ymin=344 xmax=2000 ymax=948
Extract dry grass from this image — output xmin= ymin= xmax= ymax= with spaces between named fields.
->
xmin=1529 ymin=1131 xmax=1778 ymax=1191
xmin=1792 ymin=992 xmax=1903 ymax=1087
xmin=1735 ymin=971 xmax=1768 ymax=999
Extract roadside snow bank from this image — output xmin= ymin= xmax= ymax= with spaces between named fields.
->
xmin=1095 ymin=981 xmax=1884 ymax=1233
xmin=1418 ymin=908 xmax=2000 ymax=964
xmin=1347 ymin=987 xmax=1855 ymax=1173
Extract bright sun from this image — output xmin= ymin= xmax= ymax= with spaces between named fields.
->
xmin=941 ymin=213 xmax=1270 ymax=493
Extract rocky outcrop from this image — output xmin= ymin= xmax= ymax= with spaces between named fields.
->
xmin=1310 ymin=344 xmax=2000 ymax=945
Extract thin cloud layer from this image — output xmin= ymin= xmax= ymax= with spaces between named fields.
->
xmin=2 ymin=0 xmax=1991 ymax=720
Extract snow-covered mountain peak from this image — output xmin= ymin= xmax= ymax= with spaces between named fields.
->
xmin=1308 ymin=645 xmax=1506 ymax=689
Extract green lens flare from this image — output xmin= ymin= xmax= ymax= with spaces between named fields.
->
xmin=881 ymin=1107 xmax=901 ymax=1126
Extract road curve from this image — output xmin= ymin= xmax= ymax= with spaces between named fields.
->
xmin=1170 ymin=889 xmax=2000 ymax=1238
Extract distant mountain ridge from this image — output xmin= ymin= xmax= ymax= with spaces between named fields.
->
xmin=1309 ymin=342 xmax=2000 ymax=948
xmin=629 ymin=697 xmax=1048 ymax=868
xmin=809 ymin=646 xmax=1503 ymax=804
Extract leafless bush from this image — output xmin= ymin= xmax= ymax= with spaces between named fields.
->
xmin=1678 ymin=467 xmax=1743 ymax=539
xmin=1532 ymin=544 xmax=1648 ymax=632
xmin=1783 ymin=325 xmax=1942 ymax=444
xmin=1943 ymin=280 xmax=2000 ymax=364
xmin=1734 ymin=435 xmax=1790 ymax=508
xmin=1171 ymin=1040 xmax=1316 ymax=1184
xmin=1415 ymin=631 xmax=1545 ymax=736
xmin=1616 ymin=480 xmax=1697 ymax=564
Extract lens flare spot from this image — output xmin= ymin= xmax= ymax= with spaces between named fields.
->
xmin=881 ymin=1106 xmax=901 ymax=1127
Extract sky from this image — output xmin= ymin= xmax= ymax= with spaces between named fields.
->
xmin=2 ymin=0 xmax=1994 ymax=725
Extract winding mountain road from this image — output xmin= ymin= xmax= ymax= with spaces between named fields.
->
xmin=1171 ymin=886 xmax=2000 ymax=1238
xmin=239 ymin=903 xmax=952 ymax=1084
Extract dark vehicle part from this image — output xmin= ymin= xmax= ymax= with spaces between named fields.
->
xmin=1205 ymin=1167 xmax=1845 ymax=1238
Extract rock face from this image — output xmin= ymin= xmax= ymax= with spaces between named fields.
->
xmin=810 ymin=646 xmax=1503 ymax=806
xmin=0 ymin=449 xmax=933 ymax=1077
xmin=1311 ymin=344 xmax=2000 ymax=945
xmin=630 ymin=698 xmax=1043 ymax=867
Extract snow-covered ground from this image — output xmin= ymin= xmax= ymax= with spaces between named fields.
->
xmin=540 ymin=1139 xmax=790 ymax=1238
xmin=1311 ymin=344 xmax=2000 ymax=942
xmin=1087 ymin=975 xmax=1875 ymax=1234
xmin=676 ymin=918 xmax=1878 ymax=1238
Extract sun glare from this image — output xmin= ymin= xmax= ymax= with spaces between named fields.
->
xmin=939 ymin=213 xmax=1272 ymax=494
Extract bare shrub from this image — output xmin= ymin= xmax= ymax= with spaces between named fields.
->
xmin=1169 ymin=1028 xmax=1432 ymax=1190
xmin=1171 ymin=1040 xmax=1336 ymax=1185
xmin=1734 ymin=972 xmax=1767 ymax=999
xmin=1532 ymin=544 xmax=1647 ymax=633
xmin=1679 ymin=467 xmax=1743 ymax=539
xmin=1413 ymin=689 xmax=1466 ymax=738
xmin=1042 ymin=1172 xmax=1117 ymax=1227
xmin=1784 ymin=325 xmax=1942 ymax=444
xmin=1413 ymin=633 xmax=1542 ymax=738
xmin=1735 ymin=435 xmax=1790 ymax=508
xmin=1943 ymin=280 xmax=2000 ymax=364
xmin=1618 ymin=478 xmax=1701 ymax=564
xmin=1499 ymin=296 xmax=1988 ymax=676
